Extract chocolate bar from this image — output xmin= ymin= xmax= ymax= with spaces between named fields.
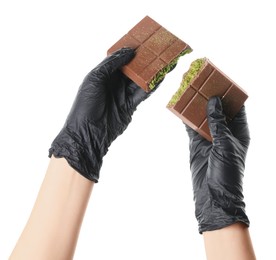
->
xmin=107 ymin=16 xmax=192 ymax=92
xmin=167 ymin=58 xmax=248 ymax=142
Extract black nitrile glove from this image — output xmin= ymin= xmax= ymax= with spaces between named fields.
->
xmin=49 ymin=48 xmax=158 ymax=183
xmin=186 ymin=96 xmax=250 ymax=233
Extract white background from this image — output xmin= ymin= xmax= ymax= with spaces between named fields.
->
xmin=0 ymin=0 xmax=275 ymax=259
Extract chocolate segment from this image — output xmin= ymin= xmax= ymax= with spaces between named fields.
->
xmin=107 ymin=16 xmax=192 ymax=92
xmin=167 ymin=58 xmax=248 ymax=142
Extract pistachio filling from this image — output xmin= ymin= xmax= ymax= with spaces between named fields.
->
xmin=167 ymin=57 xmax=206 ymax=107
xmin=149 ymin=48 xmax=192 ymax=90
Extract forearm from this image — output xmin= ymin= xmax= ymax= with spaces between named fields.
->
xmin=10 ymin=156 xmax=94 ymax=260
xmin=203 ymin=222 xmax=256 ymax=260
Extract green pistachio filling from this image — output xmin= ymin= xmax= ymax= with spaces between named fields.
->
xmin=167 ymin=57 xmax=206 ymax=107
xmin=149 ymin=48 xmax=192 ymax=90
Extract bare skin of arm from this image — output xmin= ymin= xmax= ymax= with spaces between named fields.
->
xmin=9 ymin=48 xmax=150 ymax=259
xmin=9 ymin=156 xmax=94 ymax=260
xmin=203 ymin=223 xmax=256 ymax=260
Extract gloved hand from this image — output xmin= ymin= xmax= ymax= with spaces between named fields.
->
xmin=186 ymin=96 xmax=250 ymax=233
xmin=49 ymin=48 xmax=159 ymax=183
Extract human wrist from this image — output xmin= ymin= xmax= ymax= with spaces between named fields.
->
xmin=203 ymin=222 xmax=256 ymax=260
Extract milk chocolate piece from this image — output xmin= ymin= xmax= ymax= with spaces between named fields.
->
xmin=167 ymin=58 xmax=248 ymax=142
xmin=107 ymin=16 xmax=192 ymax=92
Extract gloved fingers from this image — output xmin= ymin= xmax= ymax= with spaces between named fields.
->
xmin=185 ymin=123 xmax=210 ymax=146
xmin=207 ymin=96 xmax=232 ymax=140
xmin=126 ymin=76 xmax=165 ymax=109
xmin=185 ymin=123 xmax=211 ymax=168
xmin=185 ymin=124 xmax=200 ymax=140
xmin=91 ymin=47 xmax=135 ymax=80
xmin=228 ymin=105 xmax=250 ymax=148
xmin=128 ymin=82 xmax=149 ymax=108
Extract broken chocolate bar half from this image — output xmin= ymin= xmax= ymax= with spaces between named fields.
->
xmin=167 ymin=57 xmax=248 ymax=142
xmin=107 ymin=15 xmax=192 ymax=92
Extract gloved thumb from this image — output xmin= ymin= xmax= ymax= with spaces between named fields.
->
xmin=93 ymin=47 xmax=135 ymax=79
xmin=207 ymin=96 xmax=232 ymax=140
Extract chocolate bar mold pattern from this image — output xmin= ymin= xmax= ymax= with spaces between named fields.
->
xmin=167 ymin=59 xmax=248 ymax=142
xmin=107 ymin=16 xmax=192 ymax=92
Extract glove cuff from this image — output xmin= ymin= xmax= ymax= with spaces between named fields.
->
xmin=197 ymin=197 xmax=250 ymax=234
xmin=48 ymin=129 xmax=102 ymax=183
